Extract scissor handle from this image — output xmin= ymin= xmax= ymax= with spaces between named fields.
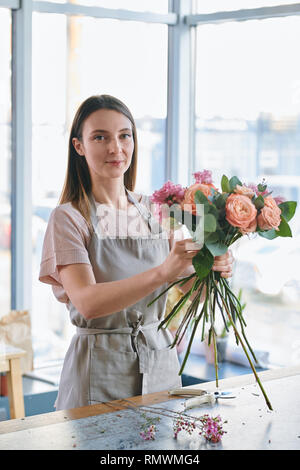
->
xmin=184 ymin=394 xmax=216 ymax=410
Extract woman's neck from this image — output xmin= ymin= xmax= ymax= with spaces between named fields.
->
xmin=92 ymin=179 xmax=129 ymax=210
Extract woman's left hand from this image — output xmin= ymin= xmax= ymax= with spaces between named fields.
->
xmin=212 ymin=249 xmax=234 ymax=278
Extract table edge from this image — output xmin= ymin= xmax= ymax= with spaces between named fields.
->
xmin=0 ymin=364 xmax=299 ymax=435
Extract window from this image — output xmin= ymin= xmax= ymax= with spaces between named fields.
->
xmin=6 ymin=1 xmax=300 ymax=373
xmin=36 ymin=0 xmax=169 ymax=13
xmin=195 ymin=16 xmax=300 ymax=367
xmin=32 ymin=11 xmax=168 ymax=364
xmin=196 ymin=0 xmax=300 ymax=13
xmin=0 ymin=7 xmax=12 ymax=316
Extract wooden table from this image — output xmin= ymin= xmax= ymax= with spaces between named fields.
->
xmin=0 ymin=365 xmax=299 ymax=450
xmin=0 ymin=345 xmax=26 ymax=419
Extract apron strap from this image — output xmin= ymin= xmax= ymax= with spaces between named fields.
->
xmin=125 ymin=188 xmax=163 ymax=236
xmin=76 ymin=320 xmax=160 ymax=374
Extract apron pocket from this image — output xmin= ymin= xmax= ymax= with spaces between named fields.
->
xmin=89 ymin=348 xmax=141 ymax=403
xmin=145 ymin=347 xmax=182 ymax=394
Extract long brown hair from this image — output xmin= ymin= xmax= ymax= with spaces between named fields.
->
xmin=59 ymin=94 xmax=138 ymax=228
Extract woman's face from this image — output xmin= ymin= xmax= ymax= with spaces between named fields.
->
xmin=73 ymin=108 xmax=134 ymax=182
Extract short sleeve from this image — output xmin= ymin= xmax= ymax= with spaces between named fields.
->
xmin=39 ymin=203 xmax=92 ymax=291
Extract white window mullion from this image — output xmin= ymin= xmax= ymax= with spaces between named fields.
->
xmin=11 ymin=0 xmax=32 ymax=310
xmin=186 ymin=3 xmax=300 ymax=26
xmin=0 ymin=0 xmax=19 ymax=9
xmin=33 ymin=1 xmax=177 ymax=24
xmin=166 ymin=0 xmax=194 ymax=186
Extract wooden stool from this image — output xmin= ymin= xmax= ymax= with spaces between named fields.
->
xmin=0 ymin=345 xmax=26 ymax=419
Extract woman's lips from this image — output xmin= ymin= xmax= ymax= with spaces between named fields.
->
xmin=106 ymin=160 xmax=124 ymax=166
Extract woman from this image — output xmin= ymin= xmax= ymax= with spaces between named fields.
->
xmin=39 ymin=95 xmax=233 ymax=410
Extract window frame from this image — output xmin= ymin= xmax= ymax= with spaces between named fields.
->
xmin=8 ymin=0 xmax=300 ymax=330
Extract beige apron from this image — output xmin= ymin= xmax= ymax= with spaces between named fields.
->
xmin=55 ymin=189 xmax=181 ymax=410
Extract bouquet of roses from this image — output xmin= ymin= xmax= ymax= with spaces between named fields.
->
xmin=148 ymin=170 xmax=297 ymax=410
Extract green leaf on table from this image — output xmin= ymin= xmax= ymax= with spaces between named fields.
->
xmin=278 ymin=201 xmax=297 ymax=222
xmin=206 ymin=241 xmax=228 ymax=256
xmin=221 ymin=175 xmax=231 ymax=193
xmin=229 ymin=176 xmax=243 ymax=191
xmin=192 ymin=245 xmax=214 ymax=281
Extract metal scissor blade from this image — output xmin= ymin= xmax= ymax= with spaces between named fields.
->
xmin=214 ymin=391 xmax=236 ymax=399
xmin=168 ymin=387 xmax=208 ymax=396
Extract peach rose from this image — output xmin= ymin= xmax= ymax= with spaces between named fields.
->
xmin=257 ymin=196 xmax=281 ymax=231
xmin=181 ymin=183 xmax=216 ymax=215
xmin=234 ymin=184 xmax=255 ymax=198
xmin=225 ymin=193 xmax=257 ymax=232
xmin=240 ymin=218 xmax=257 ymax=235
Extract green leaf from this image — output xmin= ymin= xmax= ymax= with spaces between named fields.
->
xmin=254 ymin=195 xmax=265 ymax=210
xmin=257 ymin=182 xmax=267 ymax=192
xmin=194 ymin=190 xmax=209 ymax=205
xmin=221 ymin=175 xmax=231 ymax=193
xmin=278 ymin=201 xmax=297 ymax=222
xmin=206 ymin=242 xmax=228 ymax=256
xmin=258 ymin=228 xmax=278 ymax=240
xmin=192 ymin=245 xmax=214 ymax=281
xmin=214 ymin=192 xmax=227 ymax=209
xmin=276 ymin=217 xmax=292 ymax=237
xmin=229 ymin=176 xmax=243 ymax=191
xmin=193 ymin=190 xmax=211 ymax=215
xmin=204 ymin=213 xmax=217 ymax=232
xmin=258 ymin=216 xmax=293 ymax=239
xmin=204 ymin=232 xmax=219 ymax=243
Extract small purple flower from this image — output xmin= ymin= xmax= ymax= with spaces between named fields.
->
xmin=140 ymin=424 xmax=157 ymax=441
xmin=193 ymin=169 xmax=213 ymax=184
xmin=200 ymin=414 xmax=226 ymax=443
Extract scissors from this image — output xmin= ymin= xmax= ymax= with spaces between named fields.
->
xmin=168 ymin=387 xmax=236 ymax=409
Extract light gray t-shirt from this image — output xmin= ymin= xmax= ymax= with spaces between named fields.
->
xmin=39 ymin=193 xmax=191 ymax=304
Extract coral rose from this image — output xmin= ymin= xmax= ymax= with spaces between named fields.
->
xmin=181 ymin=183 xmax=216 ymax=215
xmin=234 ymin=184 xmax=256 ymax=198
xmin=225 ymin=194 xmax=257 ymax=233
xmin=240 ymin=218 xmax=257 ymax=235
xmin=257 ymin=196 xmax=281 ymax=231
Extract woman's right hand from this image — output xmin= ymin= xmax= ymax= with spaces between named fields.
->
xmin=158 ymin=238 xmax=202 ymax=283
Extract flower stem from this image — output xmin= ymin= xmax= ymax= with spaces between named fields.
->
xmin=217 ymin=289 xmax=273 ymax=411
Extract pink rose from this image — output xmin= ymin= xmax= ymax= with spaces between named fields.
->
xmin=240 ymin=218 xmax=257 ymax=235
xmin=181 ymin=182 xmax=216 ymax=215
xmin=225 ymin=194 xmax=257 ymax=233
xmin=234 ymin=184 xmax=256 ymax=198
xmin=257 ymin=196 xmax=281 ymax=231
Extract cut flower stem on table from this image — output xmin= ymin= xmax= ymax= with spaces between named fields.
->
xmin=148 ymin=171 xmax=297 ymax=411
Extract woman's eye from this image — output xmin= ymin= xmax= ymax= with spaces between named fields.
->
xmin=94 ymin=135 xmax=105 ymax=141
xmin=121 ymin=133 xmax=132 ymax=139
